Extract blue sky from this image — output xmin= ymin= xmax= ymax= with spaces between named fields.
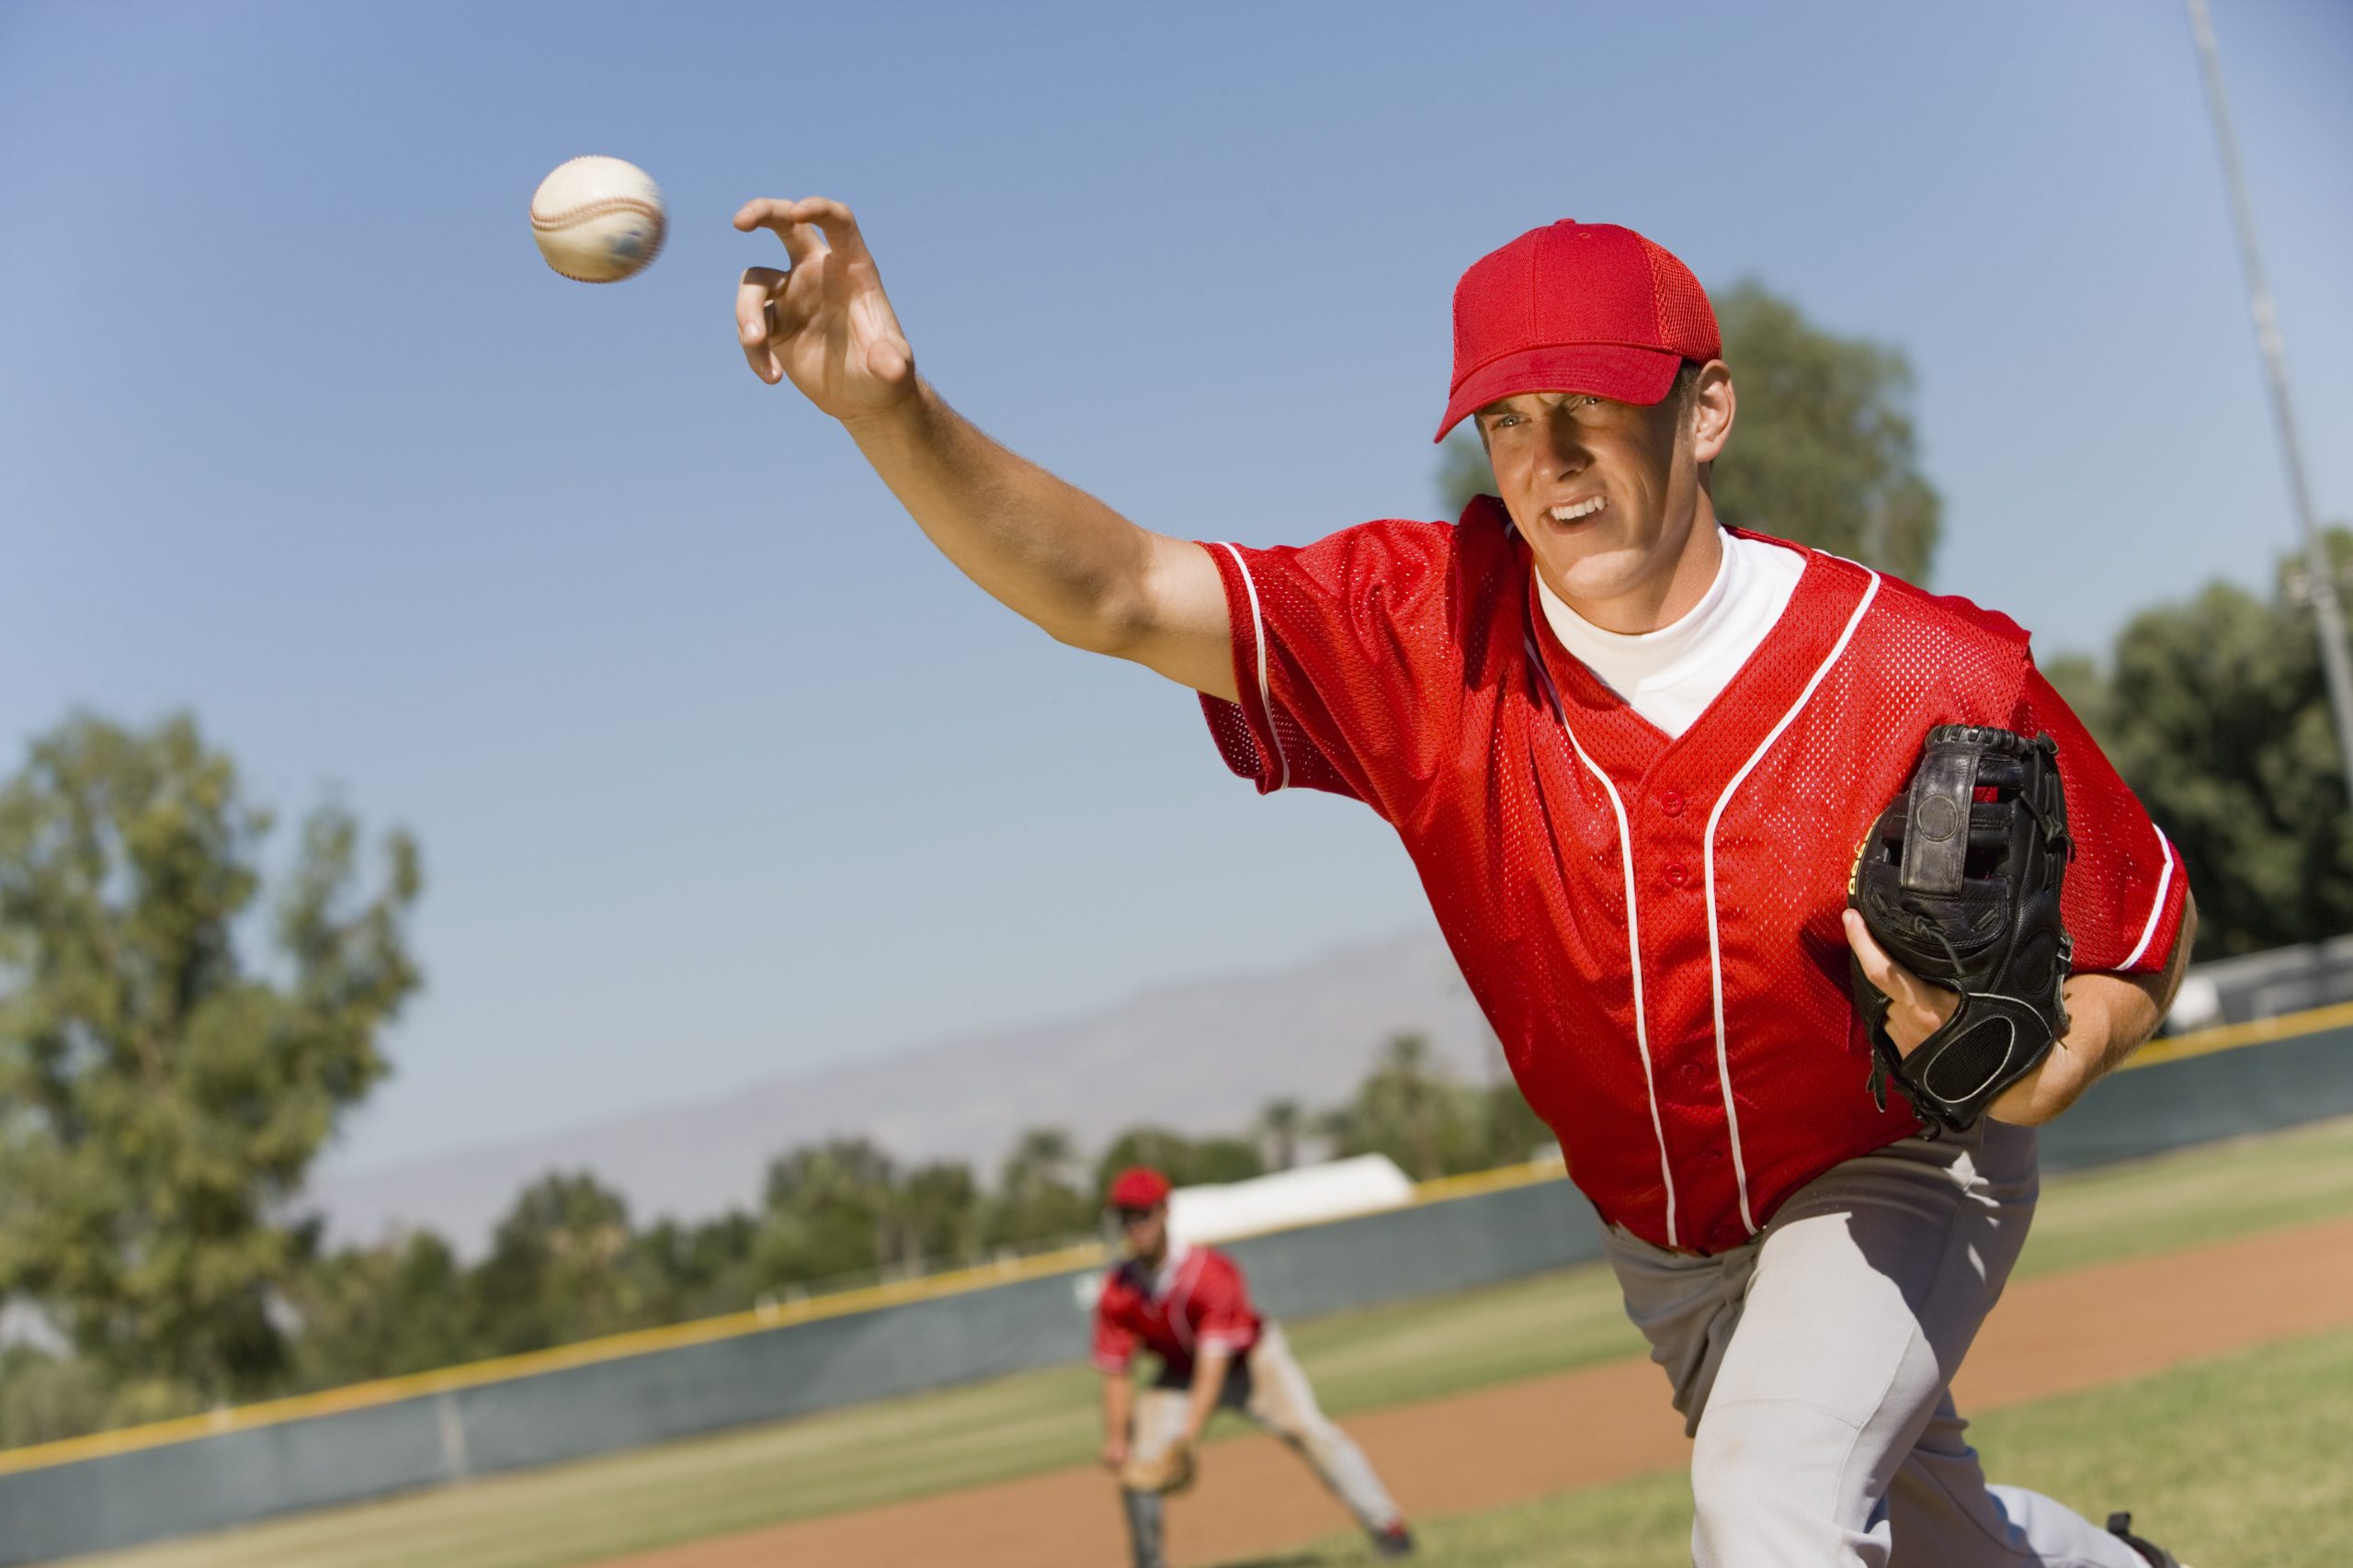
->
xmin=4 ymin=0 xmax=2348 ymax=1181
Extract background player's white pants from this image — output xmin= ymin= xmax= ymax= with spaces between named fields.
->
xmin=1603 ymin=1121 xmax=2147 ymax=1568
xmin=1120 ymin=1322 xmax=1402 ymax=1568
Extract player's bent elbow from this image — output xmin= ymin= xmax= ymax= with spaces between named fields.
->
xmin=1047 ymin=566 xmax=1188 ymax=660
xmin=2162 ymin=890 xmax=2200 ymax=997
xmin=1038 ymin=541 xmax=1235 ymax=697
xmin=1043 ymin=592 xmax=1153 ymax=659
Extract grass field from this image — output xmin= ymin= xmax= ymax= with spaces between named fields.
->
xmin=1253 ymin=1327 xmax=2353 ymax=1567
xmin=66 ymin=1115 xmax=2353 ymax=1568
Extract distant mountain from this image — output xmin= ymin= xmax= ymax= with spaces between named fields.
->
xmin=303 ymin=925 xmax=1500 ymax=1255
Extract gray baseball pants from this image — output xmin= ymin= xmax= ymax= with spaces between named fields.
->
xmin=1603 ymin=1120 xmax=2148 ymax=1568
xmin=1120 ymin=1321 xmax=1403 ymax=1568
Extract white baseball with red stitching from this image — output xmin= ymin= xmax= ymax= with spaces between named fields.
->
xmin=529 ymin=156 xmax=666 ymax=284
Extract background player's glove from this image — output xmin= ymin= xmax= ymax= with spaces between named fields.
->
xmin=1848 ymin=724 xmax=2075 ymax=1136
xmin=1120 ymin=1437 xmax=1198 ymax=1495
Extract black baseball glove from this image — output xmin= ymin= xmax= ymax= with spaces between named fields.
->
xmin=1848 ymin=724 xmax=2075 ymax=1136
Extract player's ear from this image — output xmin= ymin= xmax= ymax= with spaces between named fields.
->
xmin=1688 ymin=360 xmax=1735 ymax=464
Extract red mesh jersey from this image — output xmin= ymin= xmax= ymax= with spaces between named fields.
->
xmin=1092 ymin=1245 xmax=1263 ymax=1382
xmin=1199 ymin=505 xmax=2186 ymax=1256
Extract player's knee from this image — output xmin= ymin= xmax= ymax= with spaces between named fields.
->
xmin=1689 ymin=1419 xmax=1779 ymax=1533
xmin=1689 ymin=1403 xmax=1855 ymax=1561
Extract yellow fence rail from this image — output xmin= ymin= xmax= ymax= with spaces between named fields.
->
xmin=0 ymin=999 xmax=2337 ymax=1479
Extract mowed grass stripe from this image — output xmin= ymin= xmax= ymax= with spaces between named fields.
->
xmin=60 ymin=1115 xmax=2353 ymax=1568
xmin=1247 ymin=1326 xmax=2353 ymax=1567
xmin=2015 ymin=1114 xmax=2353 ymax=1278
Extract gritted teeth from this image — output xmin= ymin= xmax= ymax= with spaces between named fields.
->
xmin=1549 ymin=497 xmax=1607 ymax=523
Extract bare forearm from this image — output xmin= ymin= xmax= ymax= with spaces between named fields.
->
xmin=842 ymin=381 xmax=1173 ymax=654
xmin=735 ymin=199 xmax=1232 ymax=695
xmin=1100 ymin=1373 xmax=1134 ymax=1442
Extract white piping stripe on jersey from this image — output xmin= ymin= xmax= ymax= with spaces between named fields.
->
xmin=1525 ymin=631 xmax=1680 ymax=1249
xmin=1164 ymin=1247 xmax=1202 ymax=1350
xmin=2118 ymin=826 xmax=2178 ymax=971
xmin=1216 ymin=543 xmax=1290 ymax=791
xmin=1700 ymin=569 xmax=1883 ymax=1237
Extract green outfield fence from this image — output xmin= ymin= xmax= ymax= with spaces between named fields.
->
xmin=2 ymin=1007 xmax=2349 ymax=1563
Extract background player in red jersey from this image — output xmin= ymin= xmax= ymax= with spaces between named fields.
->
xmin=1091 ymin=1166 xmax=1412 ymax=1567
xmin=732 ymin=199 xmax=2199 ymax=1567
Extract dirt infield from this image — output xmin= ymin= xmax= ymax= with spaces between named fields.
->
xmin=591 ymin=1216 xmax=2353 ymax=1568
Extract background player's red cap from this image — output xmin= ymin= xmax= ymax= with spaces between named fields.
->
xmin=1107 ymin=1166 xmax=1172 ymax=1210
xmin=1435 ymin=220 xmax=1721 ymax=442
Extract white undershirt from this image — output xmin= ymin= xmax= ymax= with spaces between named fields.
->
xmin=1536 ymin=528 xmax=1807 ymax=739
xmin=1149 ymin=1243 xmax=1191 ymax=1300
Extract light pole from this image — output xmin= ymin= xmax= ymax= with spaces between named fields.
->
xmin=2187 ymin=0 xmax=2353 ymax=807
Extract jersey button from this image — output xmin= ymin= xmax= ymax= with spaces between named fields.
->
xmin=1664 ymin=862 xmax=1689 ymax=888
xmin=1660 ymin=790 xmax=1686 ymax=816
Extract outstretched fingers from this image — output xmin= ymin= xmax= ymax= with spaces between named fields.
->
xmin=732 ymin=195 xmax=912 ymax=410
xmin=733 ymin=197 xmax=875 ymax=264
xmin=783 ymin=198 xmax=875 ymax=268
xmin=736 ymin=266 xmax=788 ymax=382
xmin=733 ymin=199 xmax=829 ymax=266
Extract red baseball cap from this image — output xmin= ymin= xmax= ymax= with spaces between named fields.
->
xmin=1435 ymin=220 xmax=1721 ymax=442
xmin=1107 ymin=1166 xmax=1172 ymax=1210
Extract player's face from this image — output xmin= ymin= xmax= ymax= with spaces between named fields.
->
xmin=1476 ymin=379 xmax=1722 ymax=631
xmin=1117 ymin=1203 xmax=1168 ymax=1261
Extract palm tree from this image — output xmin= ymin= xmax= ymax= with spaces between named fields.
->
xmin=1381 ymin=1034 xmax=1442 ymax=1180
xmin=1000 ymin=1127 xmax=1076 ymax=1199
xmin=1257 ymin=1099 xmax=1305 ymax=1170
xmin=983 ymin=1127 xmax=1094 ymax=1251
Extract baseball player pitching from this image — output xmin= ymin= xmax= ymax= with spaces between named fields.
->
xmin=732 ymin=199 xmax=2200 ymax=1567
xmin=1092 ymin=1166 xmax=1413 ymax=1565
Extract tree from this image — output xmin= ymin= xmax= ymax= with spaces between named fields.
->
xmin=2087 ymin=529 xmax=2353 ymax=960
xmin=0 ymin=712 xmax=421 ymax=1404
xmin=982 ymin=1126 xmax=1096 ymax=1250
xmin=0 ymin=1345 xmax=109 ymax=1449
xmin=1437 ymin=280 xmax=1941 ymax=582
xmin=1321 ymin=1032 xmax=1483 ymax=1181
xmin=631 ymin=1210 xmax=757 ymax=1324
xmin=285 ymin=1229 xmax=472 ymax=1390
xmin=753 ymin=1138 xmax=902 ymax=1288
xmin=1092 ymin=1126 xmax=1266 ymax=1196
xmin=1475 ymin=1078 xmax=1555 ymax=1169
xmin=891 ymin=1161 xmax=980 ymax=1273
xmin=1707 ymin=283 xmax=1939 ymax=580
xmin=2035 ymin=651 xmax=2116 ymax=753
xmin=1256 ymin=1098 xmax=1306 ymax=1170
xmin=467 ymin=1171 xmax=642 ymax=1355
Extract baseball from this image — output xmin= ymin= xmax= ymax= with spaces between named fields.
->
xmin=529 ymin=156 xmax=666 ymax=284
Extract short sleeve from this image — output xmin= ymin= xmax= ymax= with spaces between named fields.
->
xmin=1195 ymin=519 xmax=1473 ymax=820
xmin=1090 ymin=1290 xmax=1137 ymax=1375
xmin=2016 ymin=665 xmax=2188 ymax=973
xmin=1190 ymin=1254 xmax=1258 ymax=1354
